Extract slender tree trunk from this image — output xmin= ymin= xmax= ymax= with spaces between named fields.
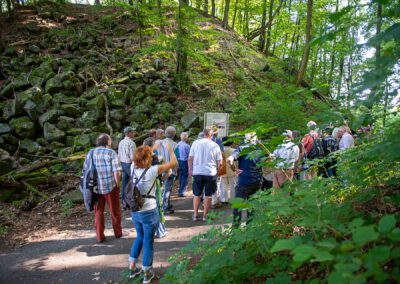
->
xmin=265 ymin=0 xmax=274 ymax=56
xmin=337 ymin=56 xmax=344 ymax=98
xmin=282 ymin=0 xmax=292 ymax=58
xmin=259 ymin=0 xmax=267 ymax=52
xmin=310 ymin=48 xmax=319 ymax=85
xmin=176 ymin=0 xmax=188 ymax=91
xmin=244 ymin=0 xmax=249 ymax=38
xmin=296 ymin=0 xmax=313 ymax=86
xmin=204 ymin=0 xmax=208 ymax=14
xmin=222 ymin=0 xmax=230 ymax=28
xmin=6 ymin=0 xmax=13 ymax=17
xmin=95 ymin=0 xmax=100 ymax=5
xmin=211 ymin=0 xmax=215 ymax=16
xmin=231 ymin=0 xmax=238 ymax=29
xmin=382 ymin=79 xmax=389 ymax=128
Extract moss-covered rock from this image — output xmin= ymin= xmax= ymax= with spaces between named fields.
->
xmin=10 ymin=117 xmax=36 ymax=139
xmin=87 ymin=95 xmax=105 ymax=110
xmin=45 ymin=74 xmax=64 ymax=94
xmin=0 ymin=123 xmax=11 ymax=135
xmin=20 ymin=139 xmax=43 ymax=154
xmin=78 ymin=111 xmax=98 ymax=128
xmin=110 ymin=108 xmax=126 ymax=121
xmin=60 ymin=104 xmax=81 ymax=116
xmin=73 ymin=133 xmax=92 ymax=151
xmin=57 ymin=116 xmax=76 ymax=131
xmin=43 ymin=122 xmax=65 ymax=142
xmin=39 ymin=109 xmax=60 ymax=127
xmin=145 ymin=84 xmax=161 ymax=97
xmin=12 ymin=86 xmax=44 ymax=117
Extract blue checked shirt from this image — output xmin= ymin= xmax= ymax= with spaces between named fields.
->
xmin=92 ymin=147 xmax=122 ymax=194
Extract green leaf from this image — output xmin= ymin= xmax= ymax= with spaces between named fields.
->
xmin=389 ymin=228 xmax=400 ymax=242
xmin=378 ymin=215 xmax=396 ymax=234
xmin=312 ymin=251 xmax=335 ymax=262
xmin=348 ymin=218 xmax=365 ymax=229
xmin=270 ymin=239 xmax=297 ymax=253
xmin=293 ymin=245 xmax=315 ymax=263
xmin=352 ymin=226 xmax=379 ymax=246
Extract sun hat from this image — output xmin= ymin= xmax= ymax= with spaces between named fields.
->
xmin=307 ymin=121 xmax=317 ymax=128
xmin=282 ymin=130 xmax=293 ymax=138
xmin=123 ymin=126 xmax=136 ymax=134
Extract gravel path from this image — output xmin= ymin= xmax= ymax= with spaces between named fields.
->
xmin=0 ymin=195 xmax=231 ymax=284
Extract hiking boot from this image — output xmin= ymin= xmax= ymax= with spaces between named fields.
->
xmin=143 ymin=269 xmax=155 ymax=284
xmin=202 ymin=215 xmax=207 ymax=222
xmin=129 ymin=267 xmax=142 ymax=279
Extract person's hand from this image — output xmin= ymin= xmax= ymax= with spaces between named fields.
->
xmin=226 ymin=156 xmax=234 ymax=166
xmin=235 ymin=169 xmax=243 ymax=176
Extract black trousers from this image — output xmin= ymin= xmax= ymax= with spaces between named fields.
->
xmin=232 ymin=182 xmax=261 ymax=228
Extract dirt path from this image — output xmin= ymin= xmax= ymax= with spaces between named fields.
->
xmin=0 ymin=195 xmax=231 ymax=284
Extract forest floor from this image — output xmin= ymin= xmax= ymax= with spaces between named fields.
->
xmin=0 ymin=188 xmax=232 ymax=283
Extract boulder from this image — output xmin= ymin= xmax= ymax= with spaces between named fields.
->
xmin=0 ymin=84 xmax=13 ymax=98
xmin=23 ymin=100 xmax=39 ymax=121
xmin=128 ymin=112 xmax=148 ymax=124
xmin=1 ymin=101 xmax=13 ymax=122
xmin=129 ymin=71 xmax=144 ymax=80
xmin=61 ymin=104 xmax=81 ymax=116
xmin=73 ymin=133 xmax=92 ymax=151
xmin=0 ymin=123 xmax=11 ymax=134
xmin=20 ymin=139 xmax=42 ymax=154
xmin=78 ymin=111 xmax=98 ymax=128
xmin=143 ymin=68 xmax=158 ymax=80
xmin=53 ymin=93 xmax=76 ymax=105
xmin=2 ymin=133 xmax=19 ymax=145
xmin=43 ymin=123 xmax=65 ymax=142
xmin=57 ymin=116 xmax=76 ymax=131
xmin=87 ymin=95 xmax=105 ymax=110
xmin=114 ymin=76 xmax=130 ymax=84
xmin=12 ymin=86 xmax=44 ymax=117
xmin=110 ymin=109 xmax=125 ymax=121
xmin=181 ymin=111 xmax=199 ymax=129
xmin=39 ymin=109 xmax=60 ymax=127
xmin=10 ymin=117 xmax=36 ymax=139
xmin=28 ymin=45 xmax=40 ymax=54
xmin=0 ymin=148 xmax=16 ymax=175
xmin=45 ymin=74 xmax=64 ymax=94
xmin=145 ymin=84 xmax=161 ymax=97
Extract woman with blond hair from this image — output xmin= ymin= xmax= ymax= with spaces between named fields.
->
xmin=128 ymin=144 xmax=177 ymax=283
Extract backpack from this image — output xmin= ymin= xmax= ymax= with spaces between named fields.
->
xmin=123 ymin=167 xmax=156 ymax=211
xmin=323 ymin=136 xmax=338 ymax=155
xmin=308 ymin=136 xmax=325 ymax=159
xmin=174 ymin=145 xmax=180 ymax=160
xmin=79 ymin=149 xmax=98 ymax=213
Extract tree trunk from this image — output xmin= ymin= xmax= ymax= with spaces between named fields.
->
xmin=176 ymin=0 xmax=188 ymax=91
xmin=231 ymin=0 xmax=238 ymax=29
xmin=6 ymin=0 xmax=13 ymax=18
xmin=95 ymin=0 xmax=100 ymax=5
xmin=204 ymin=0 xmax=208 ymax=15
xmin=337 ymin=56 xmax=344 ymax=98
xmin=244 ymin=0 xmax=249 ymax=38
xmin=282 ymin=0 xmax=292 ymax=58
xmin=211 ymin=0 xmax=215 ymax=16
xmin=258 ymin=0 xmax=267 ymax=52
xmin=222 ymin=0 xmax=230 ymax=28
xmin=296 ymin=0 xmax=313 ymax=86
xmin=265 ymin=0 xmax=274 ymax=56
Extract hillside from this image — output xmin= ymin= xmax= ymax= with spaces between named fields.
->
xmin=0 ymin=2 xmax=326 ymax=215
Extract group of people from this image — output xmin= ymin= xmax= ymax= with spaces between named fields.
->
xmin=82 ymin=120 xmax=356 ymax=283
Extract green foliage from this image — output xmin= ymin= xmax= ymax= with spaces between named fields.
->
xmin=162 ymin=119 xmax=400 ymax=283
xmin=61 ymin=199 xmax=74 ymax=217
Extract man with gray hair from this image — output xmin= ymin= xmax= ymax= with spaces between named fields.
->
xmin=118 ymin=127 xmax=136 ymax=204
xmin=155 ymin=126 xmax=178 ymax=214
xmin=188 ymin=127 xmax=223 ymax=221
xmin=177 ymin=132 xmax=190 ymax=197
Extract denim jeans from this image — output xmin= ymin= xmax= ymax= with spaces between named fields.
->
xmin=162 ymin=175 xmax=176 ymax=211
xmin=232 ymin=182 xmax=261 ymax=228
xmin=129 ymin=208 xmax=159 ymax=271
xmin=121 ymin=162 xmax=131 ymax=202
xmin=178 ymin=160 xmax=189 ymax=195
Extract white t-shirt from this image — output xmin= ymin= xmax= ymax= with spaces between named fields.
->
xmin=339 ymin=132 xmax=354 ymax=150
xmin=130 ymin=164 xmax=159 ymax=212
xmin=189 ymin=138 xmax=222 ymax=176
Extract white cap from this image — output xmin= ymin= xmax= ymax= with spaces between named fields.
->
xmin=307 ymin=121 xmax=317 ymax=128
xmin=282 ymin=130 xmax=293 ymax=138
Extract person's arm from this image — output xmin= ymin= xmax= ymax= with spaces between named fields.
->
xmin=112 ymin=151 xmax=122 ymax=188
xmin=188 ymin=156 xmax=193 ymax=177
xmin=157 ymin=144 xmax=178 ymax=175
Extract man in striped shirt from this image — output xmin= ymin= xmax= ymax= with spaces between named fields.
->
xmin=92 ymin=133 xmax=122 ymax=243
xmin=118 ymin=127 xmax=137 ymax=203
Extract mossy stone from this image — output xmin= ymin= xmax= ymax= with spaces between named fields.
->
xmin=10 ymin=117 xmax=36 ymax=139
